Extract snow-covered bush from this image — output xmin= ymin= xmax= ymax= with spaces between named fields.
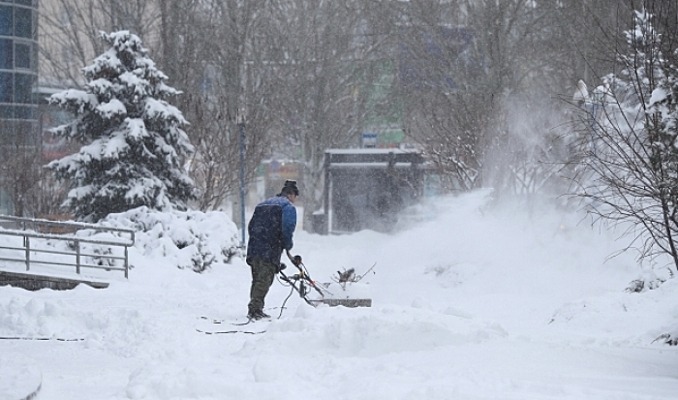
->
xmin=574 ymin=10 xmax=678 ymax=275
xmin=100 ymin=207 xmax=242 ymax=272
xmin=625 ymin=268 xmax=675 ymax=293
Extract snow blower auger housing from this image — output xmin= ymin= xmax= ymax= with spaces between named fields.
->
xmin=279 ymin=252 xmax=373 ymax=308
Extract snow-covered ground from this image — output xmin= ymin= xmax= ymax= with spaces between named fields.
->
xmin=1 ymin=190 xmax=677 ymax=400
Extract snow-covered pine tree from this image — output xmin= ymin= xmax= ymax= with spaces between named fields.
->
xmin=47 ymin=30 xmax=196 ymax=222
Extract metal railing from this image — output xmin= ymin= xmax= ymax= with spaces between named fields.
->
xmin=0 ymin=215 xmax=135 ymax=279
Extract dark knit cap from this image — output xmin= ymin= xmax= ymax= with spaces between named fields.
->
xmin=281 ymin=180 xmax=299 ymax=196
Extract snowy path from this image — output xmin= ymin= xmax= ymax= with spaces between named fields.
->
xmin=1 ymin=193 xmax=677 ymax=399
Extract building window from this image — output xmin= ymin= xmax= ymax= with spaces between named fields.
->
xmin=0 ymin=71 xmax=13 ymax=102
xmin=0 ymin=2 xmax=37 ymax=122
xmin=14 ymin=7 xmax=32 ymax=38
xmin=0 ymin=6 xmax=12 ymax=36
xmin=0 ymin=39 xmax=12 ymax=69
xmin=14 ymin=42 xmax=30 ymax=69
xmin=14 ymin=72 xmax=33 ymax=103
xmin=0 ymin=104 xmax=34 ymax=120
xmin=0 ymin=105 xmax=13 ymax=118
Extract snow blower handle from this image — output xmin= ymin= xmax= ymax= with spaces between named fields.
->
xmin=285 ymin=250 xmax=326 ymax=299
xmin=285 ymin=250 xmax=302 ymax=267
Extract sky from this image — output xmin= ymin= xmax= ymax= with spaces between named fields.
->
xmin=1 ymin=189 xmax=677 ymax=400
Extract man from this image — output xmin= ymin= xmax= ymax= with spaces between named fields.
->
xmin=245 ymin=179 xmax=299 ymax=320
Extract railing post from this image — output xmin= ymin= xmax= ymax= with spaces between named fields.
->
xmin=75 ymin=240 xmax=81 ymax=275
xmin=124 ymin=246 xmax=129 ymax=279
xmin=25 ymin=236 xmax=30 ymax=271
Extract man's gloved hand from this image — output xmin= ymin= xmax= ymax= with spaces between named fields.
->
xmin=277 ymin=262 xmax=287 ymax=273
xmin=292 ymin=255 xmax=302 ymax=267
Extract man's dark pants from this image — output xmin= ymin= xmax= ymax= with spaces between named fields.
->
xmin=248 ymin=258 xmax=278 ymax=314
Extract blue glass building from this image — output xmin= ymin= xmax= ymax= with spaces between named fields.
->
xmin=0 ymin=0 xmax=39 ymax=214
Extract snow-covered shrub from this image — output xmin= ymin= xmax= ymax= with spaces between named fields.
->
xmin=100 ymin=207 xmax=241 ymax=272
xmin=654 ymin=331 xmax=678 ymax=346
xmin=625 ymin=268 xmax=674 ymax=293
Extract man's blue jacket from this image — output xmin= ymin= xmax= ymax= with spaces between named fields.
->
xmin=246 ymin=195 xmax=296 ymax=266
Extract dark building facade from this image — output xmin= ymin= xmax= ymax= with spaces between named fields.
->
xmin=0 ymin=0 xmax=39 ymax=214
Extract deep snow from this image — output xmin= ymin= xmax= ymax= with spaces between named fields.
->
xmin=1 ymin=190 xmax=677 ymax=399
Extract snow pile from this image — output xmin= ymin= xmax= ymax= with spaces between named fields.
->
xmin=547 ymin=278 xmax=678 ymax=346
xmin=253 ymin=305 xmax=508 ymax=357
xmin=0 ymin=356 xmax=41 ymax=400
xmin=0 ymin=286 xmax=153 ymax=356
xmin=0 ymin=293 xmax=85 ymax=339
xmin=319 ymin=281 xmax=372 ymax=300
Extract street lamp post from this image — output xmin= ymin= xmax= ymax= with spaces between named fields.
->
xmin=237 ymin=112 xmax=246 ymax=247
